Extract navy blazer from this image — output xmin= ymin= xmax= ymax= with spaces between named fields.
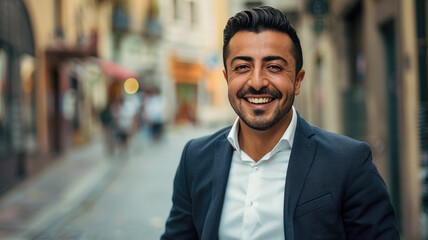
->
xmin=161 ymin=115 xmax=399 ymax=240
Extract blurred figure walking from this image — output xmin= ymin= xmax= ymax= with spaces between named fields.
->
xmin=141 ymin=86 xmax=166 ymax=142
xmin=99 ymin=97 xmax=122 ymax=155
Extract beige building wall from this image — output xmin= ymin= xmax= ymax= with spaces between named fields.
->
xmin=24 ymin=0 xmax=56 ymax=154
xmin=316 ymin=0 xmax=391 ymax=194
xmin=23 ymin=0 xmax=113 ymax=154
xmin=129 ymin=0 xmax=150 ymax=34
xmin=61 ymin=0 xmax=99 ymax=47
xmin=317 ymin=35 xmax=342 ymax=134
xmin=297 ymin=26 xmax=343 ymax=134
xmin=298 ymin=0 xmax=392 ymax=182
xmin=158 ymin=0 xmax=234 ymax=125
xmin=24 ymin=0 xmax=56 ymax=49
xmin=205 ymin=0 xmax=236 ymax=124
xmin=398 ymin=0 xmax=421 ymax=238
xmin=361 ymin=0 xmax=389 ymax=181
xmin=295 ymin=12 xmax=317 ymax=123
xmin=97 ymin=1 xmax=113 ymax=60
xmin=296 ymin=7 xmax=343 ymax=135
xmin=325 ymin=0 xmax=421 ymax=238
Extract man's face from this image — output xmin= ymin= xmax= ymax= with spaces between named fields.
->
xmin=223 ymin=30 xmax=305 ymax=131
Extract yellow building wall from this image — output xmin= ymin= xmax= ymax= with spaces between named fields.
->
xmin=24 ymin=0 xmax=56 ymax=50
xmin=22 ymin=0 xmax=113 ymax=154
xmin=97 ymin=1 xmax=113 ymax=60
xmin=61 ymin=0 xmax=98 ymax=47
xmin=213 ymin=0 xmax=233 ymax=112
xmin=23 ymin=0 xmax=56 ymax=154
xmin=130 ymin=0 xmax=150 ymax=33
xmin=399 ymin=0 xmax=421 ymax=238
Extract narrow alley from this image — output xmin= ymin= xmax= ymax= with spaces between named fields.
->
xmin=0 ymin=0 xmax=427 ymax=239
xmin=0 ymin=125 xmax=219 ymax=240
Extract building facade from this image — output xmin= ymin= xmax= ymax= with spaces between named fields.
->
xmin=0 ymin=0 xmax=118 ymax=194
xmin=158 ymin=0 xmax=233 ymax=125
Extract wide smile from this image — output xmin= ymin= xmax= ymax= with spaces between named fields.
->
xmin=245 ymin=97 xmax=274 ymax=104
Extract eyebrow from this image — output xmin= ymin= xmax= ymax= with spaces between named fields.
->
xmin=230 ymin=56 xmax=252 ymax=65
xmin=230 ymin=55 xmax=288 ymax=66
xmin=262 ymin=56 xmax=288 ymax=65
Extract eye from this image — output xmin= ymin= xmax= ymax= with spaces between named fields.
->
xmin=233 ymin=65 xmax=250 ymax=72
xmin=267 ymin=65 xmax=283 ymax=72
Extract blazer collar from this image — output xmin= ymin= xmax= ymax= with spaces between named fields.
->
xmin=201 ymin=114 xmax=317 ymax=240
xmin=283 ymin=113 xmax=317 ymax=240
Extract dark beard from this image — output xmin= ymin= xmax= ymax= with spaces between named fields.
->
xmin=238 ymin=94 xmax=294 ymax=131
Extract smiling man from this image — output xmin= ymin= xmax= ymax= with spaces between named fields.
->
xmin=162 ymin=6 xmax=399 ymax=240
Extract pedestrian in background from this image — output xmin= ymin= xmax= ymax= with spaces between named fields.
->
xmin=99 ymin=96 xmax=123 ymax=155
xmin=162 ymin=6 xmax=399 ymax=239
xmin=142 ymin=86 xmax=166 ymax=142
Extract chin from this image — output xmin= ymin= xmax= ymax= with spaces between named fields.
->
xmin=248 ymin=124 xmax=273 ymax=131
xmin=242 ymin=117 xmax=277 ymax=131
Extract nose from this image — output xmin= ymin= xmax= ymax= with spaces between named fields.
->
xmin=248 ymin=69 xmax=269 ymax=91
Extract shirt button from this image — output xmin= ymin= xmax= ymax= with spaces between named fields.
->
xmin=249 ymin=201 xmax=253 ymax=207
xmin=254 ymin=167 xmax=259 ymax=172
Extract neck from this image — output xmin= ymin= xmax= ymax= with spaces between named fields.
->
xmin=238 ymin=114 xmax=292 ymax=162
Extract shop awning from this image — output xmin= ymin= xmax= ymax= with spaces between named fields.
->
xmin=100 ymin=61 xmax=138 ymax=81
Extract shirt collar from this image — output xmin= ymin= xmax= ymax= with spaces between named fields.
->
xmin=227 ymin=106 xmax=298 ymax=156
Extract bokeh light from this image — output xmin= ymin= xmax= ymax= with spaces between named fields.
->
xmin=124 ymin=78 xmax=139 ymax=94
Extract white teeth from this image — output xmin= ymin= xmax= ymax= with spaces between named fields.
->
xmin=247 ymin=97 xmax=272 ymax=104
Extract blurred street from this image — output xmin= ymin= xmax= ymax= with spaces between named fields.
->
xmin=0 ymin=125 xmax=219 ymax=240
xmin=0 ymin=0 xmax=427 ymax=239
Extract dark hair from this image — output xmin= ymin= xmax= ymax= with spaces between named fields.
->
xmin=223 ymin=6 xmax=303 ymax=74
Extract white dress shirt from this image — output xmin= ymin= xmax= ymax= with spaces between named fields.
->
xmin=218 ymin=106 xmax=297 ymax=240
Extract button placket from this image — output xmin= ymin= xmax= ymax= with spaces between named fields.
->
xmin=242 ymin=163 xmax=258 ymax=238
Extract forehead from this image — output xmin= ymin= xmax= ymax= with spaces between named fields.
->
xmin=227 ymin=30 xmax=294 ymax=62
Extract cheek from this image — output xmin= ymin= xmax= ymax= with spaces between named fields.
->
xmin=271 ymin=78 xmax=295 ymax=93
xmin=280 ymin=71 xmax=295 ymax=82
xmin=227 ymin=78 xmax=243 ymax=93
xmin=227 ymin=82 xmax=237 ymax=100
xmin=227 ymin=90 xmax=237 ymax=107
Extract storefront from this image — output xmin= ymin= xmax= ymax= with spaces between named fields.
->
xmin=170 ymin=54 xmax=204 ymax=124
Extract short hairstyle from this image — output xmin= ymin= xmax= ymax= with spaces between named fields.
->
xmin=223 ymin=6 xmax=303 ymax=74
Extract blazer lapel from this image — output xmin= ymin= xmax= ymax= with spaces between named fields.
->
xmin=201 ymin=137 xmax=234 ymax=240
xmin=283 ymin=115 xmax=317 ymax=240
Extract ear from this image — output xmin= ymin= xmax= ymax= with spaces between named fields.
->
xmin=223 ymin=69 xmax=228 ymax=83
xmin=294 ymin=69 xmax=305 ymax=95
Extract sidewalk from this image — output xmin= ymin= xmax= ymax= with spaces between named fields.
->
xmin=0 ymin=138 xmax=121 ymax=240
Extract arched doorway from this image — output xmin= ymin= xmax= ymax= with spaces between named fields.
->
xmin=0 ymin=0 xmax=37 ymax=193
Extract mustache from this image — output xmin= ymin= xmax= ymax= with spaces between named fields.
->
xmin=237 ymin=87 xmax=283 ymax=99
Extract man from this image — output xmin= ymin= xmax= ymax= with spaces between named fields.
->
xmin=162 ymin=6 xmax=399 ymax=240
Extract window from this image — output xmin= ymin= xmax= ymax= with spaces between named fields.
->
xmin=112 ymin=0 xmax=130 ymax=30
xmin=172 ymin=0 xmax=196 ymax=27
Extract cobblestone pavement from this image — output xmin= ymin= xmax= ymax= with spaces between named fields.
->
xmin=0 ymin=136 xmax=112 ymax=240
xmin=21 ymin=125 xmax=220 ymax=240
